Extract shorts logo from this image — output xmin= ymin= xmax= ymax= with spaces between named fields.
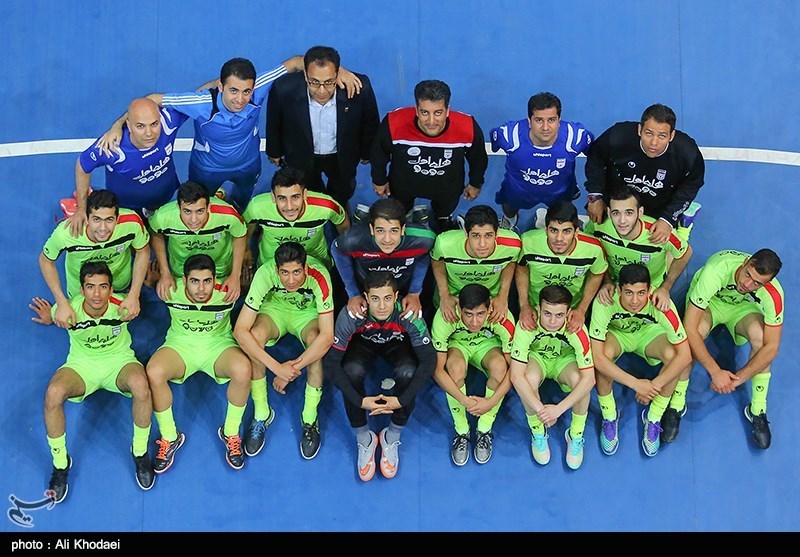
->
xmin=90 ymin=152 xmax=97 ymax=161
xmin=112 ymin=326 xmax=121 ymax=336
xmin=407 ymin=147 xmax=421 ymax=156
xmin=657 ymin=169 xmax=667 ymax=180
xmin=556 ymin=158 xmax=566 ymax=169
xmin=628 ymin=161 xmax=636 ymax=168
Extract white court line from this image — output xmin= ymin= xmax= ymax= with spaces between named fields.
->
xmin=1 ymin=139 xmax=800 ymax=167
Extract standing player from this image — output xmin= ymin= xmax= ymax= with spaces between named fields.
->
xmin=490 ymin=92 xmax=594 ymax=231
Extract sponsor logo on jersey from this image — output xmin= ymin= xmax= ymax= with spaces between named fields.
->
xmin=628 ymin=161 xmax=636 ymax=168
xmin=407 ymin=146 xmax=421 ymax=156
xmin=142 ymin=148 xmax=160 ymax=158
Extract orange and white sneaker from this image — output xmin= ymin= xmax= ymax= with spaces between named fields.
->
xmin=357 ymin=430 xmax=378 ymax=482
xmin=378 ymin=427 xmax=401 ymax=479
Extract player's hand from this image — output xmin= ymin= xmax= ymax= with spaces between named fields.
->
xmin=536 ymin=404 xmax=564 ymax=428
xmin=29 ymin=297 xmax=54 ymax=326
xmin=268 ymin=156 xmax=282 ymax=167
xmin=518 ymin=305 xmax=537 ymax=331
xmin=144 ymin=260 xmax=160 ymax=289
xmin=587 ymin=198 xmax=607 ymax=224
xmin=156 ymin=273 xmax=177 ymax=301
xmin=567 ymin=308 xmax=586 ymax=333
xmin=440 ymin=293 xmax=460 ymax=324
xmin=118 ymin=296 xmax=140 ymax=322
xmin=372 ymin=182 xmax=390 ymax=198
xmin=651 ymin=287 xmax=672 ymax=312
xmin=709 ymin=369 xmax=738 ymax=394
xmin=462 ymin=184 xmax=481 ymax=201
xmin=648 ymin=219 xmax=672 ymax=245
xmin=95 ymin=125 xmax=123 ymax=158
xmin=272 ymin=376 xmax=289 ymax=395
xmin=53 ymin=302 xmax=77 ymax=329
xmin=221 ymin=275 xmax=241 ymax=304
xmin=634 ymin=378 xmax=660 ymax=404
xmin=597 ymin=281 xmax=615 ymax=305
xmin=347 ymin=295 xmax=367 ymax=319
xmin=272 ymin=358 xmax=303 ymax=383
xmin=400 ymin=293 xmax=422 ymax=321
xmin=336 ymin=67 xmax=362 ymax=98
xmin=195 ymin=79 xmax=216 ymax=92
xmin=67 ymin=211 xmax=87 ymax=239
xmin=488 ymin=297 xmax=508 ymax=324
xmin=466 ymin=396 xmax=493 ymax=416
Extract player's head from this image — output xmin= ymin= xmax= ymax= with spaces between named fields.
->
xmin=79 ymin=261 xmax=113 ymax=311
xmin=545 ymin=201 xmax=580 ymax=255
xmin=737 ymin=249 xmax=782 ymax=294
xmin=527 ymin=92 xmax=562 ymax=147
xmin=607 ymin=187 xmax=644 ymax=238
xmin=463 ymin=205 xmax=498 ymax=259
xmin=183 ymin=254 xmax=216 ymax=304
xmin=538 ymin=284 xmax=572 ymax=332
xmin=414 ymin=80 xmax=451 ymax=136
xmin=177 ymin=181 xmax=211 ymax=231
xmin=618 ymin=263 xmax=651 ymax=313
xmin=368 ymin=198 xmax=407 ymax=254
xmin=218 ymin=57 xmax=257 ymax=114
xmin=274 ymin=241 xmax=307 ymax=292
xmin=271 ymin=166 xmax=308 ymax=222
xmin=85 ymin=189 xmax=120 ymax=243
xmin=458 ymin=283 xmax=491 ymax=332
xmin=304 ymin=46 xmax=340 ymax=104
xmin=363 ymin=271 xmax=399 ymax=321
xmin=638 ymin=103 xmax=676 ymax=158
xmin=126 ymin=97 xmax=162 ymax=150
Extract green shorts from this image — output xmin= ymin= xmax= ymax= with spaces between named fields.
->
xmin=449 ymin=336 xmax=503 ymax=375
xmin=260 ymin=304 xmax=317 ymax=348
xmin=701 ymin=298 xmax=762 ymax=346
xmin=609 ymin=326 xmax=667 ymax=367
xmin=161 ymin=335 xmax=238 ymax=384
xmin=60 ymin=351 xmax=140 ymax=402
xmin=527 ymin=352 xmax=575 ymax=393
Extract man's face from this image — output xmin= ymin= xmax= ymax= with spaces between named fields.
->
xmin=735 ymin=260 xmax=773 ymax=294
xmin=369 ymin=218 xmax=405 ymax=254
xmin=179 ymin=199 xmax=209 ymax=231
xmin=461 ymin=303 xmax=489 ymax=333
xmin=365 ymin=285 xmax=398 ymax=321
xmin=415 ymin=99 xmax=449 ymax=136
xmin=86 ymin=207 xmax=117 ymax=243
xmin=608 ymin=197 xmax=643 ymax=239
xmin=126 ymin=102 xmax=162 ymax=150
xmin=272 ymin=185 xmax=306 ymax=222
xmin=185 ymin=269 xmax=215 ymax=304
xmin=528 ymin=106 xmax=560 ymax=147
xmin=545 ymin=220 xmax=576 ymax=255
xmin=219 ymin=75 xmax=255 ymax=113
xmin=466 ymin=224 xmax=496 ymax=259
xmin=277 ymin=261 xmax=306 ymax=292
xmin=638 ymin=118 xmax=675 ymax=158
xmin=539 ymin=301 xmax=569 ymax=332
xmin=305 ymin=61 xmax=338 ymax=104
xmin=80 ymin=273 xmax=112 ymax=312
xmin=619 ymin=282 xmax=650 ymax=313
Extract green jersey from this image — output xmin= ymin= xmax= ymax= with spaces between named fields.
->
xmin=149 ymin=197 xmax=246 ymax=280
xmin=589 ymin=290 xmax=686 ymax=344
xmin=687 ymin=250 xmax=785 ymax=326
xmin=510 ymin=322 xmax=594 ymax=370
xmin=585 ymin=215 xmax=687 ymax=287
xmin=431 ymin=229 xmax=521 ymax=297
xmin=42 ymin=209 xmax=149 ymax=297
xmin=431 ymin=308 xmax=516 ymax=354
xmin=244 ymin=256 xmax=334 ymax=316
xmin=53 ymin=294 xmax=134 ymax=360
xmin=163 ymin=278 xmax=235 ymax=344
xmin=518 ymin=229 xmax=607 ymax=307
xmin=243 ymin=191 xmax=345 ymax=269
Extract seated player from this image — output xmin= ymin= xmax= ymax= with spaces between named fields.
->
xmin=509 ymin=285 xmax=595 ymax=470
xmin=432 ymin=284 xmax=515 ymax=466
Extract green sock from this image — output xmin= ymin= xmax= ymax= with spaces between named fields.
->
xmin=301 ymin=383 xmax=323 ymax=425
xmin=647 ymin=394 xmax=670 ymax=422
xmin=598 ymin=392 xmax=617 ymax=421
xmin=477 ymin=386 xmax=502 ymax=433
xmin=132 ymin=424 xmax=151 ymax=457
xmin=526 ymin=413 xmax=545 ymax=436
xmin=446 ymin=385 xmax=470 ymax=436
xmin=570 ymin=412 xmax=587 ymax=440
xmin=250 ymin=378 xmax=270 ymax=421
xmin=750 ymin=373 xmax=771 ymax=415
xmin=669 ymin=379 xmax=689 ymax=411
xmin=154 ymin=407 xmax=178 ymax=442
xmin=48 ymin=433 xmax=68 ymax=469
xmin=223 ymin=402 xmax=246 ymax=437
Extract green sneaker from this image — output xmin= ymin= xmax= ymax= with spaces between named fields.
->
xmin=564 ymin=430 xmax=585 ymax=470
xmin=531 ymin=430 xmax=550 ymax=465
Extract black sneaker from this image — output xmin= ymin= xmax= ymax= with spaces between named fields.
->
xmin=244 ymin=408 xmax=275 ymax=457
xmin=48 ymin=455 xmax=72 ymax=504
xmin=744 ymin=405 xmax=771 ymax=449
xmin=300 ymin=420 xmax=321 ymax=460
xmin=218 ymin=426 xmax=245 ymax=470
xmin=153 ymin=432 xmax=185 ymax=474
xmin=660 ymin=407 xmax=686 ymax=443
xmin=131 ymin=449 xmax=155 ymax=490
xmin=473 ymin=430 xmax=493 ymax=464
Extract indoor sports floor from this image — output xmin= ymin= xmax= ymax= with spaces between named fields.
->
xmin=1 ymin=1 xmax=798 ymax=533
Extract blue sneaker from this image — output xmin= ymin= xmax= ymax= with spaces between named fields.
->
xmin=531 ymin=430 xmax=550 ymax=465
xmin=244 ymin=408 xmax=275 ymax=457
xmin=564 ymin=430 xmax=585 ymax=470
xmin=600 ymin=410 xmax=620 ymax=455
xmin=641 ymin=408 xmax=663 ymax=457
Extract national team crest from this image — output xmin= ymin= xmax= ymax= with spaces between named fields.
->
xmin=575 ymin=268 xmax=585 ymax=276
xmin=656 ymin=169 xmax=667 ymax=180
xmin=165 ymin=144 xmax=173 ymax=155
xmin=641 ymin=254 xmax=650 ymax=263
xmin=213 ymin=233 xmax=221 ymax=241
xmin=556 ymin=158 xmax=566 ymax=169
xmin=444 ymin=150 xmax=453 ymax=159
xmin=215 ymin=312 xmax=223 ymax=321
xmin=112 ymin=326 xmax=121 ymax=336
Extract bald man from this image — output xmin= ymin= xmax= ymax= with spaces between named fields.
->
xmin=69 ymin=98 xmax=189 ymax=236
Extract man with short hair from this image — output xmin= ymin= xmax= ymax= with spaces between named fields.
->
xmin=233 ymin=242 xmax=335 ymax=460
xmin=371 ymin=79 xmax=489 ymax=232
xmin=324 ymin=272 xmax=435 ymax=481
xmin=490 ymin=92 xmax=594 ymax=232
xmin=432 ymin=283 xmax=515 ymax=466
xmin=145 ymin=254 xmax=252 ymax=472
xmin=589 ymin=263 xmax=691 ymax=458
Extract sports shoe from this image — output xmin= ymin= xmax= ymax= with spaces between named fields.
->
xmin=218 ymin=427 xmax=244 ymax=470
xmin=473 ymin=430 xmax=493 ymax=464
xmin=300 ymin=420 xmax=321 ymax=460
xmin=353 ymin=203 xmax=370 ymax=223
xmin=378 ymin=428 xmax=401 ymax=479
xmin=531 ymin=430 xmax=551 ymax=465
xmin=499 ymin=214 xmax=519 ymax=233
xmin=454 ymin=214 xmax=466 ymax=231
xmin=357 ymin=430 xmax=378 ymax=481
xmin=564 ymin=430 xmax=585 ymax=470
xmin=48 ymin=455 xmax=72 ymax=504
xmin=214 ymin=188 xmax=227 ymax=201
xmin=744 ymin=405 xmax=771 ymax=449
xmin=534 ymin=207 xmax=548 ymax=229
xmin=153 ymin=432 xmax=185 ymax=474
xmin=660 ymin=406 xmax=686 ymax=443
xmin=407 ymin=205 xmax=430 ymax=226
xmin=131 ymin=448 xmax=155 ymax=490
xmin=641 ymin=408 xmax=662 ymax=457
xmin=244 ymin=408 xmax=275 ymax=457
xmin=678 ymin=202 xmax=702 ymax=229
xmin=450 ymin=433 xmax=470 ymax=466
xmin=600 ymin=410 xmax=620 ymax=455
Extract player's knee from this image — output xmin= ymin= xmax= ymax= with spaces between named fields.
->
xmin=394 ymin=363 xmax=415 ymax=384
xmin=145 ymin=363 xmax=168 ymax=384
xmin=748 ymin=328 xmax=764 ymax=350
xmin=127 ymin=372 xmax=151 ymax=401
xmin=445 ymin=361 xmax=466 ymax=382
xmin=44 ymin=381 xmax=69 ymax=410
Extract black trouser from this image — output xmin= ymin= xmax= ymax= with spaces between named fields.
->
xmin=341 ymin=336 xmax=418 ymax=428
xmin=307 ymin=154 xmax=356 ymax=209
xmin=390 ymin=188 xmax=462 ymax=232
